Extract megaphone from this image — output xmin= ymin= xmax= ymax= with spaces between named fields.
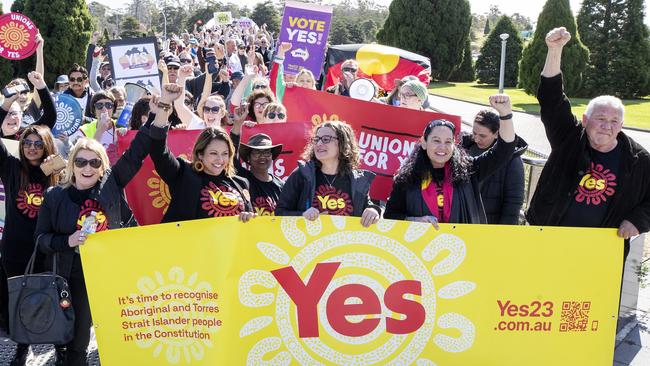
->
xmin=116 ymin=83 xmax=149 ymax=128
xmin=349 ymin=78 xmax=376 ymax=101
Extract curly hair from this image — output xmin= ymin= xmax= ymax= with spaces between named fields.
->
xmin=301 ymin=121 xmax=360 ymax=175
xmin=394 ymin=121 xmax=472 ymax=186
xmin=246 ymin=90 xmax=275 ymax=122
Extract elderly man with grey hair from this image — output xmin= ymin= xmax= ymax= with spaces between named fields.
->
xmin=526 ymin=27 xmax=650 ymax=262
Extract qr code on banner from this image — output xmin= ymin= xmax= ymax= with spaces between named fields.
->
xmin=560 ymin=301 xmax=591 ymax=332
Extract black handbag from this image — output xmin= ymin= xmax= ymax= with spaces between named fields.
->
xmin=7 ymin=242 xmax=75 ymax=345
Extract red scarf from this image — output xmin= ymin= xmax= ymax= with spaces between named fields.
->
xmin=421 ymin=164 xmax=453 ymax=223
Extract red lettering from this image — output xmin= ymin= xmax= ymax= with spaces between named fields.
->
xmin=326 ymin=284 xmax=381 ymax=337
xmin=384 ymin=280 xmax=425 ymax=334
xmin=271 ymin=262 xmax=340 ymax=338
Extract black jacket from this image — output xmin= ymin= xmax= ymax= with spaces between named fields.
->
xmin=0 ymin=86 xmax=57 ymax=138
xmin=35 ymin=126 xmax=151 ymax=278
xmin=526 ymin=75 xmax=650 ymax=240
xmin=462 ymin=133 xmax=527 ymax=224
xmin=384 ymin=136 xmax=516 ymax=223
xmin=63 ymin=87 xmax=93 ymax=118
xmin=276 ymin=160 xmax=379 ymax=217
xmin=148 ymin=125 xmax=252 ymax=223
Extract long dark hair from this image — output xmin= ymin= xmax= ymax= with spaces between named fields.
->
xmin=394 ymin=120 xmax=472 ymax=186
xmin=19 ymin=125 xmax=58 ymax=191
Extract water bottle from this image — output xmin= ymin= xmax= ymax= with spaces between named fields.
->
xmin=81 ymin=211 xmax=98 ymax=235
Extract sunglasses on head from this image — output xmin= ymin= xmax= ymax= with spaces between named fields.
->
xmin=69 ymin=76 xmax=87 ymax=83
xmin=74 ymin=157 xmax=102 ymax=169
xmin=425 ymin=119 xmax=456 ymax=135
xmin=23 ymin=138 xmax=44 ymax=149
xmin=253 ymin=84 xmax=267 ymax=90
xmin=203 ymin=105 xmax=221 ymax=113
xmin=342 ymin=67 xmax=357 ymax=73
xmin=266 ymin=112 xmax=285 ymax=120
xmin=94 ymin=102 xmax=114 ymax=110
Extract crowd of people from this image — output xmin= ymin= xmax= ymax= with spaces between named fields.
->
xmin=0 ymin=22 xmax=647 ymax=366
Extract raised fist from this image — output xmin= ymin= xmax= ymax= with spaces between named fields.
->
xmin=545 ymin=27 xmax=571 ymax=49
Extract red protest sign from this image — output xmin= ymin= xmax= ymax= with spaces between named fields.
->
xmin=283 ymin=87 xmax=461 ymax=200
xmin=118 ymin=122 xmax=311 ymax=225
xmin=0 ymin=13 xmax=39 ymax=60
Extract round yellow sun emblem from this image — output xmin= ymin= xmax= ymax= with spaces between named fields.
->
xmin=147 ymin=170 xmax=171 ymax=213
xmin=0 ymin=21 xmax=29 ymax=51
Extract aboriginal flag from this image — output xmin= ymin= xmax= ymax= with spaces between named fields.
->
xmin=324 ymin=44 xmax=431 ymax=92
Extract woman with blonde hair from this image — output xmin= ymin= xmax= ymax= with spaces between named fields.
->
xmin=148 ymin=90 xmax=255 ymax=223
xmin=260 ymin=103 xmax=287 ymax=123
xmin=34 ymin=82 xmax=156 ymax=364
xmin=276 ymin=121 xmax=381 ymax=227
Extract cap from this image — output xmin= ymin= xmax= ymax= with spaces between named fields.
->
xmin=55 ymin=75 xmax=69 ymax=84
xmin=165 ymin=55 xmax=181 ymax=67
xmin=239 ymin=133 xmax=283 ymax=162
xmin=189 ymin=38 xmax=198 ymax=45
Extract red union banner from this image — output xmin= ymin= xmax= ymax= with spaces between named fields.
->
xmin=283 ymin=87 xmax=461 ymax=200
xmin=118 ymin=122 xmax=312 ymax=225
xmin=0 ymin=13 xmax=39 ymax=60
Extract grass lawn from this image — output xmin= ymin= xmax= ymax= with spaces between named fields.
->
xmin=429 ymin=82 xmax=650 ymax=130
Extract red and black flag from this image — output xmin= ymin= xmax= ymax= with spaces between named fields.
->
xmin=324 ymin=44 xmax=431 ymax=92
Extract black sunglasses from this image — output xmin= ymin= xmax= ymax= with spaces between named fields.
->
xmin=167 ymin=65 xmax=180 ymax=70
xmin=180 ymin=59 xmax=192 ymax=64
xmin=425 ymin=119 xmax=456 ymax=135
xmin=69 ymin=76 xmax=87 ymax=83
xmin=94 ymin=102 xmax=114 ymax=110
xmin=23 ymin=138 xmax=44 ymax=149
xmin=266 ymin=112 xmax=285 ymax=120
xmin=342 ymin=67 xmax=357 ymax=73
xmin=253 ymin=84 xmax=268 ymax=89
xmin=203 ymin=106 xmax=221 ymax=113
xmin=74 ymin=158 xmax=102 ymax=169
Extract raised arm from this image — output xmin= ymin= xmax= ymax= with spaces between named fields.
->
xmin=174 ymin=65 xmax=200 ymax=125
xmin=230 ymin=73 xmax=255 ymax=107
xmin=271 ymin=42 xmax=291 ymax=103
xmin=149 ymin=84 xmax=184 ymax=184
xmin=541 ymin=27 xmax=570 ymax=78
xmin=32 ymin=34 xmax=45 ymax=108
xmin=89 ymin=50 xmax=103 ymax=92
xmin=27 ymin=71 xmax=56 ymax=129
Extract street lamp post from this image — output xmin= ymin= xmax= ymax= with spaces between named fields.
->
xmin=498 ymin=33 xmax=509 ymax=94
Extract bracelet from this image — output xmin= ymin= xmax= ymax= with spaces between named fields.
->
xmin=499 ymin=113 xmax=513 ymax=120
xmin=157 ymin=102 xmax=172 ymax=112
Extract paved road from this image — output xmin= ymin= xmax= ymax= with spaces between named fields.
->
xmin=429 ymin=94 xmax=650 ymax=157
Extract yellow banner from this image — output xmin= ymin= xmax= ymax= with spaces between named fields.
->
xmin=81 ymin=216 xmax=622 ymax=365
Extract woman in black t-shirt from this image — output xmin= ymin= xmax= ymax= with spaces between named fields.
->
xmin=149 ymin=85 xmax=255 ymax=223
xmin=276 ymin=121 xmax=381 ymax=227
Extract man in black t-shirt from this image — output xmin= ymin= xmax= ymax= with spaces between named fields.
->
xmin=526 ymin=27 xmax=650 ymax=261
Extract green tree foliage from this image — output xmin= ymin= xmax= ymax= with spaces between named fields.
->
xmin=10 ymin=0 xmax=26 ymax=13
xmin=475 ymin=16 xmax=523 ymax=86
xmin=377 ymin=0 xmax=471 ymax=80
xmin=329 ymin=19 xmax=351 ymax=44
xmin=120 ymin=16 xmax=142 ymax=39
xmin=100 ymin=28 xmax=111 ymax=48
xmin=250 ymin=1 xmax=281 ymax=34
xmin=483 ymin=19 xmax=491 ymax=35
xmin=449 ymin=36 xmax=475 ymax=82
xmin=185 ymin=5 xmax=214 ymax=31
xmin=18 ymin=0 xmax=93 ymax=85
xmin=518 ymin=0 xmax=588 ymax=96
xmin=578 ymin=0 xmax=650 ymax=98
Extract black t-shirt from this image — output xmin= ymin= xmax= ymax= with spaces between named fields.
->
xmin=560 ymin=145 xmax=621 ymax=227
xmin=311 ymin=171 xmax=354 ymax=215
xmin=69 ymin=185 xmax=109 ymax=233
xmin=239 ymin=169 xmax=283 ymax=216
xmin=196 ymin=173 xmax=245 ymax=218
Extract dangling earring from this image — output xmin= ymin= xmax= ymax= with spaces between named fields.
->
xmin=193 ymin=161 xmax=204 ymax=172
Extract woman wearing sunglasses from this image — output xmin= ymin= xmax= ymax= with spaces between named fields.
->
xmin=276 ymin=121 xmax=381 ymax=227
xmin=148 ymin=87 xmax=255 ymax=223
xmin=384 ymin=94 xmax=517 ymax=226
xmin=1 ymin=71 xmax=57 ymax=140
xmin=260 ymin=103 xmax=287 ymax=123
xmin=69 ymin=91 xmax=120 ymax=163
xmin=0 ymin=124 xmax=61 ymax=365
xmin=33 ymin=86 xmax=163 ymax=366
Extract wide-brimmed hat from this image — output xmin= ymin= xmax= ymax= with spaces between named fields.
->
xmin=55 ymin=75 xmax=69 ymax=84
xmin=240 ymin=133 xmax=283 ymax=162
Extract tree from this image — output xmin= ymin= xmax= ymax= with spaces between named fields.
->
xmin=120 ymin=16 xmax=142 ymax=39
xmin=18 ymin=0 xmax=93 ymax=85
xmin=475 ymin=16 xmax=523 ymax=86
xmin=329 ymin=19 xmax=351 ymax=44
xmin=377 ymin=0 xmax=472 ymax=80
xmin=577 ymin=0 xmax=650 ymax=97
xmin=250 ymin=0 xmax=281 ymax=34
xmin=518 ymin=0 xmax=588 ymax=96
xmin=449 ymin=36 xmax=475 ymax=82
xmin=360 ymin=19 xmax=378 ymax=42
xmin=100 ymin=28 xmax=111 ymax=48
xmin=10 ymin=0 xmax=26 ymax=13
xmin=483 ymin=19 xmax=491 ymax=35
